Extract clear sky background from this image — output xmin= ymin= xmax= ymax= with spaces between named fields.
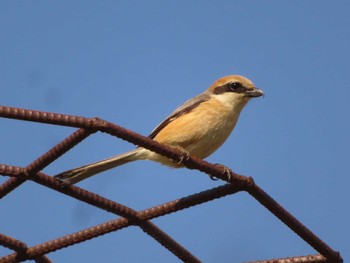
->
xmin=1 ymin=1 xmax=349 ymax=262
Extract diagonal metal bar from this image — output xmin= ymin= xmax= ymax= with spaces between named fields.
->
xmin=25 ymin=128 xmax=95 ymax=175
xmin=0 ymin=219 xmax=128 ymax=263
xmin=0 ymin=233 xmax=27 ymax=251
xmin=137 ymin=183 xmax=242 ymax=220
xmin=0 ymin=128 xmax=93 ymax=199
xmin=0 ymin=233 xmax=52 ymax=263
xmin=244 ymin=253 xmax=327 ymax=263
xmin=1 ymin=164 xmax=138 ymax=219
xmin=0 ymin=176 xmax=26 ymax=199
xmin=246 ymin=184 xmax=342 ymax=263
xmin=139 ymin=221 xmax=201 ymax=263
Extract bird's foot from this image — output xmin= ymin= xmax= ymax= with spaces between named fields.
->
xmin=209 ymin=163 xmax=233 ymax=181
xmin=171 ymin=146 xmax=190 ymax=165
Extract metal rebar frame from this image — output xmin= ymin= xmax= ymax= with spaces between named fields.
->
xmin=0 ymin=105 xmax=343 ymax=263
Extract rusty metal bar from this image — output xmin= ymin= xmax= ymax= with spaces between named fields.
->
xmin=0 ymin=233 xmax=27 ymax=251
xmin=138 ymin=183 xmax=242 ymax=220
xmin=0 ymin=128 xmax=93 ymax=199
xmin=0 ymin=233 xmax=51 ymax=263
xmin=25 ymin=128 xmax=94 ymax=175
xmin=0 ymin=219 xmax=129 ymax=263
xmin=0 ymin=106 xmax=95 ymax=128
xmin=246 ymin=184 xmax=342 ymax=263
xmin=245 ymin=254 xmax=327 ymax=263
xmin=139 ymin=221 xmax=201 ymax=263
xmin=0 ymin=177 xmax=26 ymax=199
xmin=1 ymin=165 xmax=137 ymax=219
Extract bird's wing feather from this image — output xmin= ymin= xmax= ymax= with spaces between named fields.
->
xmin=148 ymin=92 xmax=211 ymax=139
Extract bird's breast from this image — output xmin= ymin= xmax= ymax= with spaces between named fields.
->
xmin=154 ymin=98 xmax=242 ymax=159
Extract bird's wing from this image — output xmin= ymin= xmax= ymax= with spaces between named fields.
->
xmin=148 ymin=92 xmax=211 ymax=139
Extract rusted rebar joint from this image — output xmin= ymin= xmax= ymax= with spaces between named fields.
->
xmin=88 ymin=117 xmax=108 ymax=130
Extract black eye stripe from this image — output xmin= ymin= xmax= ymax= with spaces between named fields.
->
xmin=213 ymin=82 xmax=247 ymax=95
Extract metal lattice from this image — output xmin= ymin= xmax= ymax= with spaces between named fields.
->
xmin=0 ymin=105 xmax=343 ymax=263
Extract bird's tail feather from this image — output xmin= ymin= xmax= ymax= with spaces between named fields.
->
xmin=54 ymin=149 xmax=142 ymax=184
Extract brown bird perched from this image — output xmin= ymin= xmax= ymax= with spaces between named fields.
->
xmin=55 ymin=75 xmax=264 ymax=184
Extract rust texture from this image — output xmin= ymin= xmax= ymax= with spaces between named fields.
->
xmin=0 ymin=233 xmax=51 ymax=263
xmin=244 ymin=254 xmax=327 ymax=263
xmin=0 ymin=105 xmax=343 ymax=262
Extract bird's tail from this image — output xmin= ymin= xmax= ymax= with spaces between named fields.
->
xmin=54 ymin=149 xmax=143 ymax=184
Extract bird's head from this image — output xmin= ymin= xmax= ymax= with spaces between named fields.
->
xmin=208 ymin=75 xmax=264 ymax=108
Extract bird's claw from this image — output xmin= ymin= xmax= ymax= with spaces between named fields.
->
xmin=209 ymin=174 xmax=219 ymax=181
xmin=209 ymin=164 xmax=233 ymax=181
xmin=171 ymin=146 xmax=190 ymax=165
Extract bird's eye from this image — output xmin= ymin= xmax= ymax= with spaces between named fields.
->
xmin=228 ymin=82 xmax=243 ymax=91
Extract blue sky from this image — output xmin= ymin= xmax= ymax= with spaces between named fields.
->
xmin=1 ymin=1 xmax=349 ymax=262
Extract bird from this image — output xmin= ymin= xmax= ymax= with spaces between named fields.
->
xmin=55 ymin=75 xmax=264 ymax=184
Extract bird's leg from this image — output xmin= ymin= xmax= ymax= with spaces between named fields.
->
xmin=171 ymin=146 xmax=190 ymax=165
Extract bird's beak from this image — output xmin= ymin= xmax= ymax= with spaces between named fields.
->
xmin=245 ymin=88 xmax=264 ymax=98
